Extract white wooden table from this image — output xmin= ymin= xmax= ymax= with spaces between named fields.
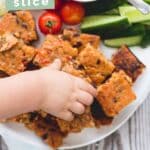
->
xmin=74 ymin=93 xmax=150 ymax=150
xmin=0 ymin=94 xmax=149 ymax=150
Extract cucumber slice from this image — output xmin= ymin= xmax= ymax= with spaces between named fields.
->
xmin=119 ymin=6 xmax=136 ymax=16
xmin=101 ymin=24 xmax=145 ymax=39
xmin=119 ymin=6 xmax=150 ymax=23
xmin=142 ymin=21 xmax=150 ymax=31
xmin=144 ymin=0 xmax=150 ymax=4
xmin=126 ymin=10 xmax=150 ymax=23
xmin=81 ymin=15 xmax=130 ymax=34
xmin=142 ymin=21 xmax=150 ymax=26
xmin=104 ymin=35 xmax=143 ymax=47
xmin=84 ymin=0 xmax=125 ymax=15
xmin=141 ymin=27 xmax=150 ymax=47
xmin=102 ymin=9 xmax=119 ymax=15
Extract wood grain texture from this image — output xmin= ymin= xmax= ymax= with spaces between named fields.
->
xmin=74 ymin=94 xmax=150 ymax=150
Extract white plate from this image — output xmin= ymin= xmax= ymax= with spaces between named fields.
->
xmin=0 ymin=11 xmax=150 ymax=150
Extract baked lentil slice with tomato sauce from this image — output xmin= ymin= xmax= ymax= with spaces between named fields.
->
xmin=97 ymin=71 xmax=136 ymax=117
xmin=61 ymin=29 xmax=100 ymax=50
xmin=91 ymin=99 xmax=113 ymax=127
xmin=112 ymin=45 xmax=145 ymax=82
xmin=33 ymin=34 xmax=78 ymax=67
xmin=0 ymin=33 xmax=36 ymax=75
xmin=78 ymin=44 xmax=115 ymax=86
xmin=0 ymin=11 xmax=37 ymax=44
xmin=10 ymin=113 xmax=65 ymax=148
xmin=25 ymin=115 xmax=66 ymax=149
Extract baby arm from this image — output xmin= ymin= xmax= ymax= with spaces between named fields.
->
xmin=0 ymin=68 xmax=43 ymax=119
xmin=0 ymin=59 xmax=97 ymax=121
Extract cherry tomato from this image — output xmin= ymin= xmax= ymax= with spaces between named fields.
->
xmin=60 ymin=1 xmax=85 ymax=25
xmin=38 ymin=11 xmax=62 ymax=34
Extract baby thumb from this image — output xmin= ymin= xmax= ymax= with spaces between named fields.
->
xmin=48 ymin=59 xmax=62 ymax=70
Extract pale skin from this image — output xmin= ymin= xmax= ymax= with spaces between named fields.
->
xmin=0 ymin=59 xmax=97 ymax=121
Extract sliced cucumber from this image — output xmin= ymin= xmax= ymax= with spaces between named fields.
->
xmin=104 ymin=35 xmax=143 ymax=47
xmin=142 ymin=21 xmax=150 ymax=25
xmin=119 ymin=6 xmax=136 ymax=16
xmin=126 ymin=10 xmax=150 ymax=24
xmin=81 ymin=15 xmax=130 ymax=35
xmin=102 ymin=9 xmax=120 ymax=15
xmin=144 ymin=0 xmax=150 ymax=4
xmin=119 ymin=5 xmax=150 ymax=23
xmin=119 ymin=6 xmax=150 ymax=23
xmin=84 ymin=0 xmax=125 ymax=15
xmin=141 ymin=28 xmax=150 ymax=47
xmin=141 ymin=22 xmax=150 ymax=32
xmin=101 ymin=24 xmax=145 ymax=39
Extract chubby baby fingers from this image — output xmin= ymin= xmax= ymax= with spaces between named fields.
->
xmin=75 ymin=78 xmax=97 ymax=97
xmin=57 ymin=111 xmax=74 ymax=121
xmin=76 ymin=90 xmax=94 ymax=106
xmin=48 ymin=59 xmax=62 ymax=70
xmin=69 ymin=101 xmax=85 ymax=115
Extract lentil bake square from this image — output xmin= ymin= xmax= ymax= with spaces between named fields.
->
xmin=33 ymin=34 xmax=78 ymax=67
xmin=78 ymin=44 xmax=115 ymax=85
xmin=97 ymin=71 xmax=136 ymax=117
xmin=0 ymin=11 xmax=37 ymax=44
xmin=0 ymin=33 xmax=36 ymax=75
xmin=61 ymin=29 xmax=100 ymax=50
xmin=112 ymin=45 xmax=145 ymax=81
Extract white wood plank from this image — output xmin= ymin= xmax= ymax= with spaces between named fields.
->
xmin=129 ymin=94 xmax=150 ymax=150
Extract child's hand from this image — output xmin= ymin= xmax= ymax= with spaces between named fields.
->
xmin=38 ymin=59 xmax=97 ymax=121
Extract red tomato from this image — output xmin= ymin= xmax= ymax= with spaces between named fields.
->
xmin=60 ymin=1 xmax=85 ymax=25
xmin=38 ymin=11 xmax=62 ymax=34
